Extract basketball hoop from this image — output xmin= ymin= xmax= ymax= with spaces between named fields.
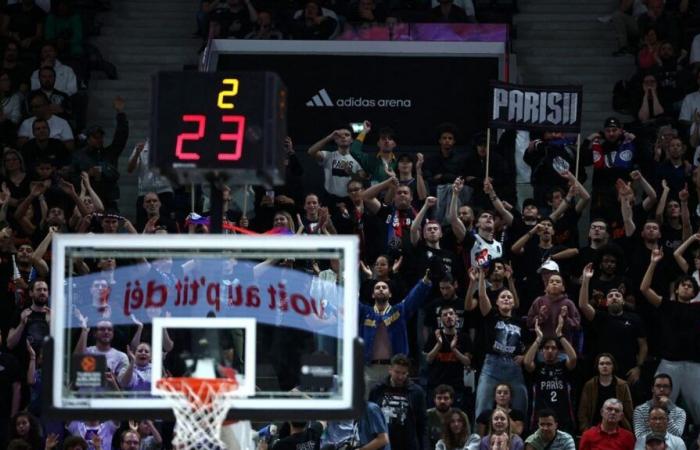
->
xmin=156 ymin=376 xmax=239 ymax=449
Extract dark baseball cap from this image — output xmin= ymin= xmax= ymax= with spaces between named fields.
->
xmin=604 ymin=117 xmax=622 ymax=129
xmin=645 ymin=433 xmax=666 ymax=444
xmin=85 ymin=125 xmax=105 ymax=136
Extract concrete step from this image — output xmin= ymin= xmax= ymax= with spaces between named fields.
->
xmin=100 ymin=25 xmax=196 ymax=37
xmin=515 ymin=46 xmax=620 ymax=56
xmin=518 ymin=2 xmax=615 ymax=13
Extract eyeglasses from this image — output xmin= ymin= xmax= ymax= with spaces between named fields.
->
xmin=654 ymin=384 xmax=671 ymax=389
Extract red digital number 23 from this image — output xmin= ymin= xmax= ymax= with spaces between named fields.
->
xmin=175 ymin=114 xmax=245 ymax=161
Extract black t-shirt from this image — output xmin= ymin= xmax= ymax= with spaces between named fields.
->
xmin=654 ymin=298 xmax=700 ymax=361
xmin=375 ymin=385 xmax=415 ymax=450
xmin=589 ymin=310 xmax=645 ymax=375
xmin=10 ymin=307 xmax=49 ymax=357
xmin=405 ymin=242 xmax=457 ymax=289
xmin=482 ymin=309 xmax=525 ymax=358
xmin=530 ymin=359 xmax=575 ymax=432
xmin=593 ymin=381 xmax=617 ymax=426
xmin=272 ymin=422 xmax=323 ymax=450
xmin=423 ymin=330 xmax=472 ymax=388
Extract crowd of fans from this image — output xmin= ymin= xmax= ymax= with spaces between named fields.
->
xmin=3 ymin=0 xmax=700 ymax=449
xmin=195 ymin=0 xmax=517 ymax=41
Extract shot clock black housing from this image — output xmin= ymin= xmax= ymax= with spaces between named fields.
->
xmin=150 ymin=71 xmax=287 ymax=186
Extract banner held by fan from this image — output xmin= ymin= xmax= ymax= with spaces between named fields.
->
xmin=488 ymin=81 xmax=584 ymax=181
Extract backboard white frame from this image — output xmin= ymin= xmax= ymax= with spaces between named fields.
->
xmin=50 ymin=234 xmax=359 ymax=414
xmin=151 ymin=317 xmax=257 ymax=398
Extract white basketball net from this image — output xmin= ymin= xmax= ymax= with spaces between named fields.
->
xmin=157 ymin=378 xmax=238 ymax=450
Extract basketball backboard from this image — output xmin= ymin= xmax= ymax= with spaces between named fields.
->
xmin=45 ymin=234 xmax=362 ymax=421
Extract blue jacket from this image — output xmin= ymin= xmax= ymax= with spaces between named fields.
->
xmin=359 ymin=280 xmax=431 ymax=363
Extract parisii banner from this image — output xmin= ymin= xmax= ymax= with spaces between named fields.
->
xmin=490 ymin=81 xmax=583 ymax=132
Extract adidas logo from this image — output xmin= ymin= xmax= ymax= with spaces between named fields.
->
xmin=306 ymin=89 xmax=334 ymax=107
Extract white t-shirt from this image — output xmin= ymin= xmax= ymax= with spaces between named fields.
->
xmin=18 ymin=115 xmax=74 ymax=141
xmin=318 ymin=150 xmax=361 ymax=197
xmin=30 ymin=60 xmax=78 ymax=96
xmin=85 ymin=346 xmax=129 ymax=376
xmin=469 ymin=232 xmax=503 ymax=268
xmin=679 ymin=91 xmax=700 ymax=122
xmin=67 ymin=420 xmax=119 ymax=450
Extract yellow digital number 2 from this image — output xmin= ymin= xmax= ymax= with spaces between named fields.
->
xmin=217 ymin=78 xmax=239 ymax=109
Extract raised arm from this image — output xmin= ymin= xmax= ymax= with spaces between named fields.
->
xmin=484 ymin=179 xmax=513 ymax=226
xmin=361 ymin=176 xmax=396 ymax=214
xmin=673 ymin=232 xmax=699 ymax=273
xmin=127 ymin=142 xmax=145 ymax=174
xmin=630 ymin=170 xmax=657 ymax=211
xmin=679 ymin=184 xmax=691 ymax=241
xmin=523 ymin=318 xmax=543 ymax=373
xmin=464 ymin=267 xmax=478 ymax=311
xmin=618 ymin=180 xmax=636 ymax=237
xmin=73 ymin=310 xmax=89 ymax=355
xmin=308 ymin=130 xmax=336 ymax=162
xmin=556 ymin=314 xmax=577 ymax=370
xmin=118 ymin=346 xmax=136 ymax=388
xmin=447 ymin=177 xmax=467 ymax=243
xmin=511 ymin=222 xmax=542 ymax=254
xmin=477 ymin=268 xmax=492 ymax=316
xmin=129 ymin=314 xmax=144 ymax=352
xmin=640 ymin=248 xmax=664 ymax=307
xmin=655 ymin=179 xmax=670 ymax=224
xmin=415 ymin=153 xmax=428 ymax=201
xmin=424 ymin=329 xmax=443 ymax=363
xmin=578 ymin=263 xmax=596 ymax=321
xmin=504 ymin=263 xmax=520 ymax=310
xmin=410 ymin=196 xmax=436 ymax=246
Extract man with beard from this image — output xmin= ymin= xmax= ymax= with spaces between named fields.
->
xmin=587 ymin=245 xmax=635 ymax=310
xmin=580 ymin=263 xmax=647 ymax=387
xmin=424 ymin=305 xmax=472 ymax=409
xmin=73 ymin=316 xmax=128 ymax=389
xmin=584 ymin=117 xmax=637 ymax=219
xmin=426 ymin=385 xmax=464 ymax=449
xmin=361 ymin=270 xmax=431 ymax=388
xmin=7 ymin=280 xmax=50 ymax=355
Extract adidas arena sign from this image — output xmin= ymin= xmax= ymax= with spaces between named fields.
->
xmin=306 ymin=89 xmax=412 ymax=109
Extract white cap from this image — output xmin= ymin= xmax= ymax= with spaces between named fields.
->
xmin=537 ymin=259 xmax=559 ymax=274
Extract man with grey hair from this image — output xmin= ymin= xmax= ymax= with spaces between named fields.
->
xmin=579 ymin=398 xmax=635 ymax=450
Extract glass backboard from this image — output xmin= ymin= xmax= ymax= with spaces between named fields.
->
xmin=46 ymin=234 xmax=361 ymax=421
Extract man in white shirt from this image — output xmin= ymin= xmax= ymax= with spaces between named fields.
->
xmin=307 ymin=126 xmax=364 ymax=200
xmin=679 ymin=70 xmax=700 ymax=126
xmin=30 ymin=42 xmax=78 ymax=96
xmin=17 ymin=91 xmax=74 ymax=149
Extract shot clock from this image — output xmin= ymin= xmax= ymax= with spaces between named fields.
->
xmin=150 ymin=71 xmax=287 ymax=185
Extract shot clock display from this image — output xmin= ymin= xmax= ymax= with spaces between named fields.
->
xmin=150 ymin=71 xmax=287 ymax=185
